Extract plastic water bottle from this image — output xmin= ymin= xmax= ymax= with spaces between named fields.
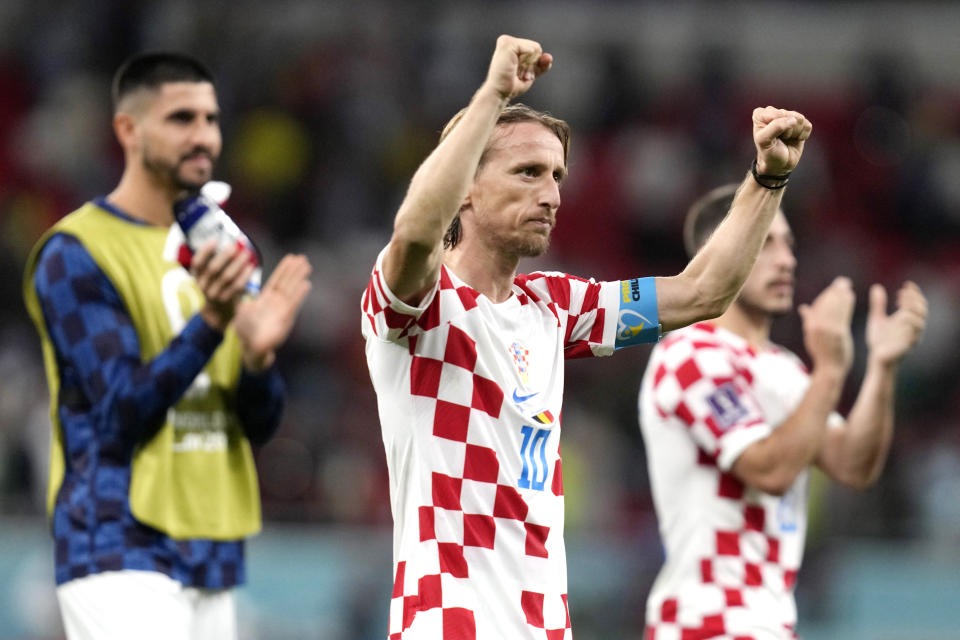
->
xmin=173 ymin=189 xmax=262 ymax=296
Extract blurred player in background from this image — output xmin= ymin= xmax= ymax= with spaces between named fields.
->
xmin=361 ymin=34 xmax=812 ymax=638
xmin=638 ymin=184 xmax=927 ymax=639
xmin=22 ymin=52 xmax=311 ymax=640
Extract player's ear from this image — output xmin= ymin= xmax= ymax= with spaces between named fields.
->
xmin=113 ymin=112 xmax=138 ymax=150
xmin=459 ymin=195 xmax=473 ymax=216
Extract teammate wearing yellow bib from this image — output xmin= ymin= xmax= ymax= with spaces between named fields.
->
xmin=23 ymin=52 xmax=311 ymax=640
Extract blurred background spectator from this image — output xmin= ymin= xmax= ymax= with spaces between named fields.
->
xmin=1 ymin=1 xmax=958 ymax=638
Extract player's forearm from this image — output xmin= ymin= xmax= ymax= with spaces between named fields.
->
xmin=383 ymin=84 xmax=507 ymax=304
xmin=733 ymin=365 xmax=844 ymax=495
xmin=826 ymin=358 xmax=897 ymax=488
xmin=237 ymin=365 xmax=285 ymax=445
xmin=105 ymin=316 xmax=223 ymax=447
xmin=659 ymin=178 xmax=783 ymax=330
xmin=387 ymin=87 xmax=507 ymax=289
xmin=690 ymin=177 xmax=785 ymax=313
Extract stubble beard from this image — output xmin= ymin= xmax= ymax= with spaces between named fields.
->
xmin=512 ymin=233 xmax=551 ymax=258
xmin=735 ymin=288 xmax=793 ymax=320
xmin=142 ymin=146 xmax=214 ymax=192
xmin=487 ymin=231 xmax=550 ymax=259
xmin=484 ymin=220 xmax=553 ymax=259
xmin=471 ymin=207 xmax=554 ymax=259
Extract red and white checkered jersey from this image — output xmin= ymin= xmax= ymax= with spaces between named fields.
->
xmin=362 ymin=248 xmax=628 ymax=639
xmin=639 ymin=322 xmax=839 ymax=640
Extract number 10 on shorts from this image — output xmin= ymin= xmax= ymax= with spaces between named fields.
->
xmin=518 ymin=426 xmax=551 ymax=491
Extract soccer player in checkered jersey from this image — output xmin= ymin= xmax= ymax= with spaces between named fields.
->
xmin=638 ymin=184 xmax=928 ymax=639
xmin=23 ymin=53 xmax=311 ymax=640
xmin=362 ymin=33 xmax=813 ymax=639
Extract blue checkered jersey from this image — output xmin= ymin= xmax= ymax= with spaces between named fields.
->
xmin=32 ymin=204 xmax=284 ymax=588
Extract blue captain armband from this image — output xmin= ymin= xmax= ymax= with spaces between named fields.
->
xmin=615 ymin=277 xmax=661 ymax=349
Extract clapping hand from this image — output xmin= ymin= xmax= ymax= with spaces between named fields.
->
xmin=799 ymin=276 xmax=856 ymax=376
xmin=865 ymin=281 xmax=927 ymax=368
xmin=233 ymin=254 xmax=312 ymax=371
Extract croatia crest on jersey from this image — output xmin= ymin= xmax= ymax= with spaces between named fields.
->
xmin=509 ymin=341 xmax=531 ymax=384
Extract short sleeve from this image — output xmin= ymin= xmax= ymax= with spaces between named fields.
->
xmin=517 ymin=272 xmax=658 ymax=359
xmin=562 ymin=275 xmax=621 ymax=358
xmin=361 ymin=247 xmax=441 ymax=344
xmin=647 ymin=334 xmax=772 ymax=471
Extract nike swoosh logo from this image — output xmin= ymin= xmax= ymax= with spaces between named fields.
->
xmin=513 ymin=389 xmax=539 ymax=404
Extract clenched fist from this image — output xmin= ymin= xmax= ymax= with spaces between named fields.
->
xmin=752 ymin=106 xmax=813 ymax=176
xmin=484 ymin=35 xmax=553 ymax=101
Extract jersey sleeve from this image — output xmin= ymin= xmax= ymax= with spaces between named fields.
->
xmin=361 ymin=246 xmax=441 ymax=345
xmin=518 ymin=272 xmax=660 ymax=359
xmin=236 ymin=365 xmax=285 ymax=445
xmin=647 ymin=334 xmax=771 ymax=471
xmin=33 ymin=233 xmax=224 ymax=452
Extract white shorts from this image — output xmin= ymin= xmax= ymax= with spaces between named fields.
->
xmin=56 ymin=570 xmax=236 ymax=640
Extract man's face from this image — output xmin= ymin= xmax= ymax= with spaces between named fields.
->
xmin=735 ymin=211 xmax=797 ymax=317
xmin=465 ymin=121 xmax=566 ymax=258
xmin=131 ymin=81 xmax=221 ymax=191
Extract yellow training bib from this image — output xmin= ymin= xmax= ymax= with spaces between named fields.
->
xmin=23 ymin=202 xmax=261 ymax=540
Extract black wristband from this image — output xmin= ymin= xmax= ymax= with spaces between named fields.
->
xmin=751 ymin=158 xmax=791 ymax=190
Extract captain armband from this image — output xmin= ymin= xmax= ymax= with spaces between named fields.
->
xmin=615 ymin=277 xmax=661 ymax=349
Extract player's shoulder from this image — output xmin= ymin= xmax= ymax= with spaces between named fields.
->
xmin=764 ymin=341 xmax=808 ymax=371
xmin=657 ymin=322 xmax=735 ymax=353
xmin=516 ymin=270 xmax=597 ymax=287
xmin=514 ymin=270 xmax=603 ymax=311
xmin=648 ymin=323 xmax=752 ymax=378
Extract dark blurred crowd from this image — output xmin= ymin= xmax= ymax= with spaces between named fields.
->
xmin=2 ymin=0 xmax=960 ymax=575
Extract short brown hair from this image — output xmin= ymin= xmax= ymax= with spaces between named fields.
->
xmin=441 ymin=103 xmax=571 ymax=249
xmin=682 ymin=183 xmax=741 ymax=259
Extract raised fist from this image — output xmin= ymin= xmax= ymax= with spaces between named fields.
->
xmin=484 ymin=35 xmax=553 ymax=101
xmin=752 ymin=106 xmax=813 ymax=176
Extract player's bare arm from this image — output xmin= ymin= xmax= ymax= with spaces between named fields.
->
xmin=655 ymin=107 xmax=812 ymax=331
xmin=731 ymin=277 xmax=854 ymax=495
xmin=816 ymin=281 xmax=927 ymax=488
xmin=383 ymin=35 xmax=552 ymax=304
